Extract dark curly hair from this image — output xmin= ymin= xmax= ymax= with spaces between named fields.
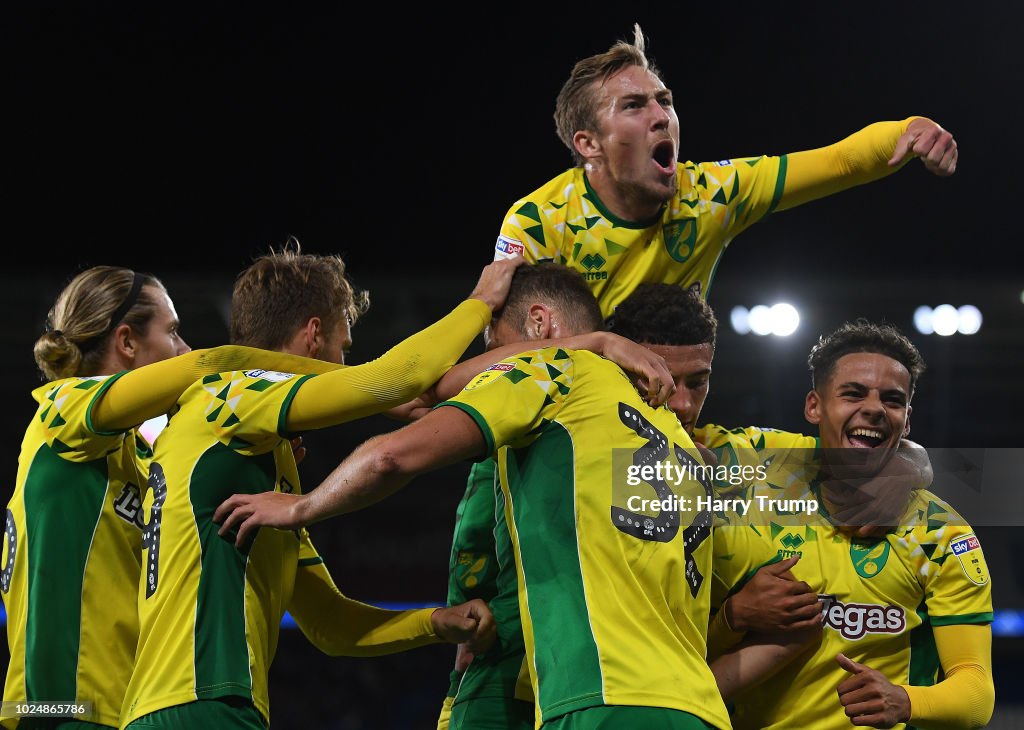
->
xmin=808 ymin=319 xmax=926 ymax=395
xmin=606 ymin=283 xmax=716 ymax=348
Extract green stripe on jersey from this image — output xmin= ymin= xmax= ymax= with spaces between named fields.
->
xmin=24 ymin=445 xmax=108 ymax=701
xmin=506 ymin=424 xmax=602 ymax=718
xmin=193 ymin=445 xmax=276 ymax=698
xmin=767 ymin=154 xmax=788 ymax=214
xmin=907 ymin=604 xmax=939 ymax=688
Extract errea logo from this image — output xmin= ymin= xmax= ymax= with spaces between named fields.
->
xmin=579 ymin=252 xmax=608 ymax=281
xmin=818 ymin=594 xmax=906 ymax=640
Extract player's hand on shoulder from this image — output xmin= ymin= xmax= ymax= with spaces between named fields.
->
xmin=432 ymin=598 xmax=497 ymax=655
xmin=599 ymin=333 xmax=675 ymax=407
xmin=889 ymin=117 xmax=957 ymax=176
xmin=469 ymin=256 xmax=527 ymax=312
xmin=836 ymin=653 xmax=911 ymax=727
xmin=214 ymin=491 xmax=305 ymax=548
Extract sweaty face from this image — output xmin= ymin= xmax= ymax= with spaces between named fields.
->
xmin=131 ymin=286 xmax=190 ymax=368
xmin=484 ymin=315 xmax=529 ymax=351
xmin=639 ymin=342 xmax=713 ymax=435
xmin=588 ymin=65 xmax=680 ymax=211
xmin=806 ymin=352 xmax=912 ymax=472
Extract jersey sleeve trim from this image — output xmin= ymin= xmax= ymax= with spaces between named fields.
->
xmin=930 ymin=612 xmax=994 ymax=627
xmin=278 ymin=373 xmax=317 ymax=438
xmin=766 ymin=154 xmax=789 ymax=214
xmin=298 ymin=556 xmax=324 ymax=567
xmin=436 ymin=402 xmax=495 ymax=455
xmin=84 ymin=370 xmax=132 ymax=436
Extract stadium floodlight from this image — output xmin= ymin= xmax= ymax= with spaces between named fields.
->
xmin=730 ymin=306 xmax=751 ymax=335
xmin=956 ymin=305 xmax=982 ymax=335
xmin=931 ymin=304 xmax=959 ymax=337
xmin=748 ymin=305 xmax=773 ymax=336
xmin=768 ymin=303 xmax=800 ymax=336
xmin=733 ymin=303 xmax=801 ymax=336
xmin=913 ymin=306 xmax=935 ymax=335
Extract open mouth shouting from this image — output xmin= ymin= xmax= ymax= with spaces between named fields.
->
xmin=651 ymin=138 xmax=676 ymax=177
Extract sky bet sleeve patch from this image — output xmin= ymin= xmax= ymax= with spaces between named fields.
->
xmin=950 ymin=533 xmax=990 ymax=586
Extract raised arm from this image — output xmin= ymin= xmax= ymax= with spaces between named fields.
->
xmin=91 ymin=345 xmax=343 ymax=432
xmin=284 ymin=258 xmax=523 ymax=431
xmin=776 ymin=117 xmax=957 ymax=212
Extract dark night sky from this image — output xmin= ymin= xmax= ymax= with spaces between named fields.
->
xmin=3 ymin=3 xmax=1018 ymax=283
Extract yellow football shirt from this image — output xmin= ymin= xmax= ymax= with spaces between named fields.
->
xmin=121 ymin=369 xmax=317 ymax=727
xmin=442 ymin=348 xmax=730 ymax=729
xmin=3 ymin=374 xmax=148 ymax=729
xmin=494 ymin=159 xmax=785 ymax=317
xmin=699 ymin=425 xmax=992 ymax=730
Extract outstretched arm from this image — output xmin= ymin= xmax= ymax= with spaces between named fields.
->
xmin=216 ymin=405 xmax=485 ymax=545
xmin=93 ymin=258 xmax=525 ymax=432
xmin=91 ymin=346 xmax=343 ymax=432
xmin=284 ymin=259 xmax=524 ymax=432
xmin=776 ymin=117 xmax=957 ymax=212
xmin=400 ymin=331 xmax=675 ymax=420
xmin=289 ymin=550 xmax=495 ymax=657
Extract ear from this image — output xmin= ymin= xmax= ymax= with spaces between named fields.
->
xmin=302 ymin=317 xmax=323 ymax=358
xmin=573 ymin=129 xmax=601 ymax=163
xmin=111 ymin=323 xmax=136 ymax=361
xmin=804 ymin=389 xmax=822 ymax=425
xmin=525 ymin=304 xmax=553 ymax=340
xmin=903 ymin=404 xmax=912 ymax=438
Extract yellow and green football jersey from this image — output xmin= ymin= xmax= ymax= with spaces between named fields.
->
xmin=444 ymin=458 xmax=533 ymax=710
xmin=2 ymin=374 xmax=149 ymax=729
xmin=494 ymin=158 xmax=786 ymax=316
xmin=441 ymin=348 xmax=730 ymax=730
xmin=120 ymin=368 xmax=317 ymax=728
xmin=699 ymin=425 xmax=992 ymax=730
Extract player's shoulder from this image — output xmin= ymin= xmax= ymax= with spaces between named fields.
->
xmin=507 ymin=167 xmax=582 ymax=209
xmin=178 ymin=369 xmax=306 ymax=412
xmin=31 ymin=376 xmax=75 ymax=405
xmin=899 ymin=488 xmax=975 ymax=538
xmin=32 ymin=374 xmax=117 ymax=405
xmin=695 ymin=423 xmax=814 ymax=450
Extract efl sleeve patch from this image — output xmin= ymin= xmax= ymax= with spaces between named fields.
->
xmin=950 ymin=533 xmax=990 ymax=586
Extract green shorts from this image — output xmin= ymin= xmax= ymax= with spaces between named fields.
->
xmin=543 ymin=706 xmax=718 ymax=730
xmin=125 ymin=698 xmax=267 ymax=730
xmin=450 ymin=696 xmax=535 ymax=730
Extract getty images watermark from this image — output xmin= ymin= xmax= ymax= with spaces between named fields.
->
xmin=612 ymin=446 xmax=1024 ymax=529
xmin=624 ymin=461 xmax=819 ymax=516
